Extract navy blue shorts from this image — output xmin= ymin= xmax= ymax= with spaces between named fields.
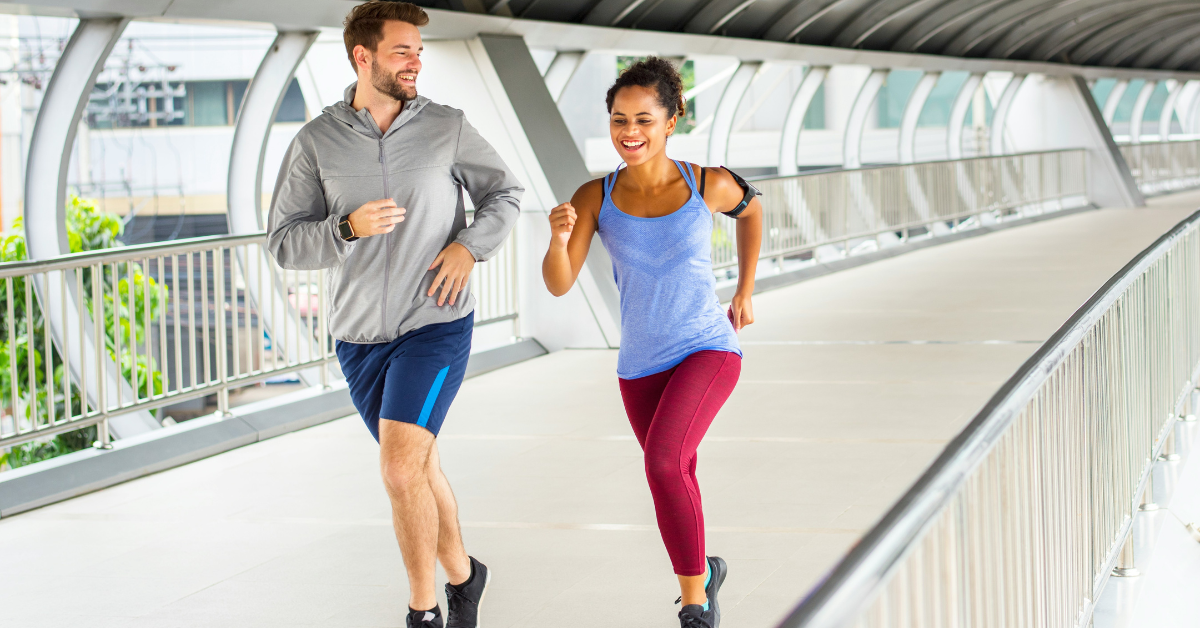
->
xmin=336 ymin=315 xmax=473 ymax=440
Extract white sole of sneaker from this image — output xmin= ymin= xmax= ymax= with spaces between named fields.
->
xmin=476 ymin=568 xmax=491 ymax=628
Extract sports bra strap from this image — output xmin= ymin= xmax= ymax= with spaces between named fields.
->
xmin=672 ymin=160 xmax=700 ymax=194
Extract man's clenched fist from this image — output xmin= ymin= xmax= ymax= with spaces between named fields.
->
xmin=347 ymin=199 xmax=406 ymax=237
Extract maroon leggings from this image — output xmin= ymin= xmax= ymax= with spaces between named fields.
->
xmin=618 ymin=350 xmax=742 ymax=576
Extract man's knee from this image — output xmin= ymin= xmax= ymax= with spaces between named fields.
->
xmin=379 ymin=421 xmax=435 ymax=495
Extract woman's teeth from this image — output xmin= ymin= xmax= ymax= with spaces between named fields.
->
xmin=622 ymin=140 xmax=645 ymax=149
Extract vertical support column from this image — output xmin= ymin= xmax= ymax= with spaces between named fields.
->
xmin=1102 ymin=79 xmax=1129 ymax=126
xmin=708 ymin=60 xmax=761 ymax=166
xmin=948 ymin=73 xmax=985 ymax=159
xmin=23 ymin=17 xmax=159 ymax=439
xmin=1160 ymin=80 xmax=1184 ymax=140
xmin=778 ymin=65 xmax=827 ymax=176
xmin=899 ymin=71 xmax=939 ymax=164
xmin=227 ymin=30 xmax=320 ymax=383
xmin=989 ymin=74 xmax=1026 ymax=155
xmin=843 ymin=68 xmax=888 ymax=168
xmin=542 ymin=51 xmax=585 ymax=102
xmin=1129 ymin=80 xmax=1157 ymax=144
xmin=475 ymin=34 xmax=622 ymax=346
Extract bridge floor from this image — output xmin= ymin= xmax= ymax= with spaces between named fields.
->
xmin=3 ymin=194 xmax=1198 ymax=628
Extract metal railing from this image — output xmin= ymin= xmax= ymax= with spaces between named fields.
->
xmin=0 ymin=228 xmax=519 ymax=452
xmin=713 ymin=149 xmax=1089 ymax=270
xmin=1119 ymin=139 xmax=1200 ymax=195
xmin=780 ymin=210 xmax=1200 ymax=628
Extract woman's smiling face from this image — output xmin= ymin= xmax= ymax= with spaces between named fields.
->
xmin=609 ymin=85 xmax=677 ymax=167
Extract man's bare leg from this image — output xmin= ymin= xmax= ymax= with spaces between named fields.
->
xmin=425 ymin=440 xmax=472 ymax=585
xmin=380 ymin=421 xmax=441 ymax=611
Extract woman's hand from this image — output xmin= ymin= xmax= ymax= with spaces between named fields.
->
xmin=728 ymin=291 xmax=755 ymax=331
xmin=548 ymin=202 xmax=577 ymax=249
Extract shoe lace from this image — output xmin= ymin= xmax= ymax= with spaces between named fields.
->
xmin=678 ymin=607 xmax=711 ymax=628
xmin=444 ymin=585 xmax=474 ymax=627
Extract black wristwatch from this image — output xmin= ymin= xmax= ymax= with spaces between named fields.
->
xmin=337 ymin=217 xmax=359 ymax=242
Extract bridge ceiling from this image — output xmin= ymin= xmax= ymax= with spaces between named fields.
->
xmin=418 ymin=0 xmax=1200 ymax=70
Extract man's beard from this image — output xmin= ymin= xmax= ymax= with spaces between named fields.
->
xmin=371 ymin=58 xmax=417 ymax=102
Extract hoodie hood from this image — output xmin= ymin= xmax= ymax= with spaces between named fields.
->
xmin=323 ymin=81 xmax=430 ymax=138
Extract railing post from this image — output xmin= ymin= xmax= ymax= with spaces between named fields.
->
xmin=215 ymin=246 xmax=231 ymax=417
xmin=1112 ymin=533 xmax=1140 ymax=577
xmin=1139 ymin=473 xmax=1158 ymax=511
xmin=1158 ymin=426 xmax=1180 ymax=461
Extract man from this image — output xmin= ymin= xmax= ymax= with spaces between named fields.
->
xmin=266 ymin=3 xmax=523 ymax=627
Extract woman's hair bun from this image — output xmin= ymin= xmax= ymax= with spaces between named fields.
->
xmin=605 ymin=56 xmax=686 ymax=118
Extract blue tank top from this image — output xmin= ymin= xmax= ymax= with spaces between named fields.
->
xmin=597 ymin=160 xmax=741 ymax=379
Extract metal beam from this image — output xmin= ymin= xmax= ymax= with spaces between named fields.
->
xmin=542 ymin=50 xmax=585 ymax=102
xmin=761 ymin=0 xmax=841 ymax=42
xmin=22 ymin=16 xmax=162 ymax=440
xmin=707 ymin=60 xmax=761 ymax=166
xmin=581 ymin=0 xmax=648 ymax=26
xmin=474 ymin=34 xmax=622 ymax=346
xmin=1129 ymin=79 xmax=1157 ymax=144
xmin=228 ymin=31 xmax=318 ymax=235
xmin=844 ymin=68 xmax=888 ymax=169
xmin=889 ymin=0 xmax=1008 ymax=53
xmin=947 ymin=72 xmax=984 ymax=159
xmin=1159 ymin=80 xmax=1184 ymax=139
xmin=899 ymin=71 xmax=939 ymax=164
xmin=1102 ymin=79 xmax=1129 ymax=125
xmin=1066 ymin=3 xmax=1197 ymax=64
xmin=778 ymin=65 xmax=827 ymax=176
xmin=684 ymin=0 xmax=759 ymax=34
xmin=227 ymin=30 xmax=319 ymax=385
xmin=989 ymin=73 xmax=1026 ymax=155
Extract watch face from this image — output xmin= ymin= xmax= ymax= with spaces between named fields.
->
xmin=338 ymin=220 xmax=353 ymax=239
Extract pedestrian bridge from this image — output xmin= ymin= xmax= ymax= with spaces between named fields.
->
xmin=3 ymin=192 xmax=1198 ymax=628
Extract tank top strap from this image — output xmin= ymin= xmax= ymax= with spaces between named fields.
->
xmin=673 ymin=160 xmax=699 ymax=195
xmin=604 ymin=165 xmax=624 ymax=199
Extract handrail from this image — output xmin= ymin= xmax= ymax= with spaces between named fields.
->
xmin=1118 ymin=139 xmax=1200 ymax=195
xmin=716 ymin=149 xmax=1089 ymax=271
xmin=780 ymin=209 xmax=1200 ymax=627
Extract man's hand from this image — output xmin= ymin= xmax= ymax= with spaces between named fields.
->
xmin=548 ymin=202 xmax=576 ymax=249
xmin=347 ymin=199 xmax=406 ymax=237
xmin=728 ymin=291 xmax=755 ymax=331
xmin=428 ymin=242 xmax=476 ymax=306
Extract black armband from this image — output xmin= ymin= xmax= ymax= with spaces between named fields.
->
xmin=720 ymin=166 xmax=761 ymax=218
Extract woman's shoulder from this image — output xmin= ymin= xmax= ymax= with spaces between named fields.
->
xmin=571 ymin=177 xmax=607 ymax=214
xmin=696 ymin=166 xmax=745 ymax=213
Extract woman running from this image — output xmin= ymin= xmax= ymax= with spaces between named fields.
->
xmin=542 ymin=57 xmax=762 ymax=628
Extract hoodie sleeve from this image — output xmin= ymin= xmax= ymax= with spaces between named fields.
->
xmin=266 ymin=133 xmax=355 ymax=270
xmin=450 ymin=115 xmax=524 ymax=261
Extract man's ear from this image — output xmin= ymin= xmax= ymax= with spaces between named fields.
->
xmin=353 ymin=44 xmax=371 ymax=73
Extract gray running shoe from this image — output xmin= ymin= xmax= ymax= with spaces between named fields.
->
xmin=445 ymin=556 xmax=490 ymax=628
xmin=706 ymin=556 xmax=728 ymax=627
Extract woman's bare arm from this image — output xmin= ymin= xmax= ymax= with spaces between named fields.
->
xmin=699 ymin=166 xmax=763 ymax=329
xmin=542 ymin=179 xmax=604 ymax=297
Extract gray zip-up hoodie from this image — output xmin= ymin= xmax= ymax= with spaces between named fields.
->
xmin=267 ymin=83 xmax=523 ymax=343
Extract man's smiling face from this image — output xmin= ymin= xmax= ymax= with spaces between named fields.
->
xmin=366 ymin=19 xmax=423 ymax=102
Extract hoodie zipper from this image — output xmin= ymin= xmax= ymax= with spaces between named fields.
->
xmin=379 ymin=138 xmax=391 ymax=333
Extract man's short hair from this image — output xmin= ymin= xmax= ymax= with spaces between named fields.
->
xmin=343 ymin=1 xmax=429 ymax=71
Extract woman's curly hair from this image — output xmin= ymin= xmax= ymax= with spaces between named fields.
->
xmin=605 ymin=56 xmax=686 ymax=118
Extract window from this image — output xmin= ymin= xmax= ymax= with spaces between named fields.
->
xmin=803 ymin=83 xmax=825 ymax=129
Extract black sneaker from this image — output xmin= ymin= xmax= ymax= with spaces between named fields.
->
xmin=407 ymin=607 xmax=443 ymax=628
xmin=445 ymin=556 xmax=490 ymax=628
xmin=706 ymin=556 xmax=728 ymax=627
xmin=679 ymin=604 xmax=716 ymax=628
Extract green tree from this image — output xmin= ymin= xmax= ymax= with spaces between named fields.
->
xmin=0 ymin=197 xmax=166 ymax=470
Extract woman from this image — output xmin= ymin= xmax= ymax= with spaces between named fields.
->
xmin=542 ymin=57 xmax=762 ymax=628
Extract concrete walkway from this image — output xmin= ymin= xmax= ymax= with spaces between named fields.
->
xmin=2 ymin=194 xmax=1197 ymax=628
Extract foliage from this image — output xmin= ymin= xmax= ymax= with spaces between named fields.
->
xmin=0 ymin=197 xmax=167 ymax=470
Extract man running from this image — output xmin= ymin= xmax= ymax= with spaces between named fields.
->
xmin=266 ymin=3 xmax=523 ymax=627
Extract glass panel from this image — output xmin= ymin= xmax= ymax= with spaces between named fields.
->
xmin=877 ymin=70 xmax=922 ymax=128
